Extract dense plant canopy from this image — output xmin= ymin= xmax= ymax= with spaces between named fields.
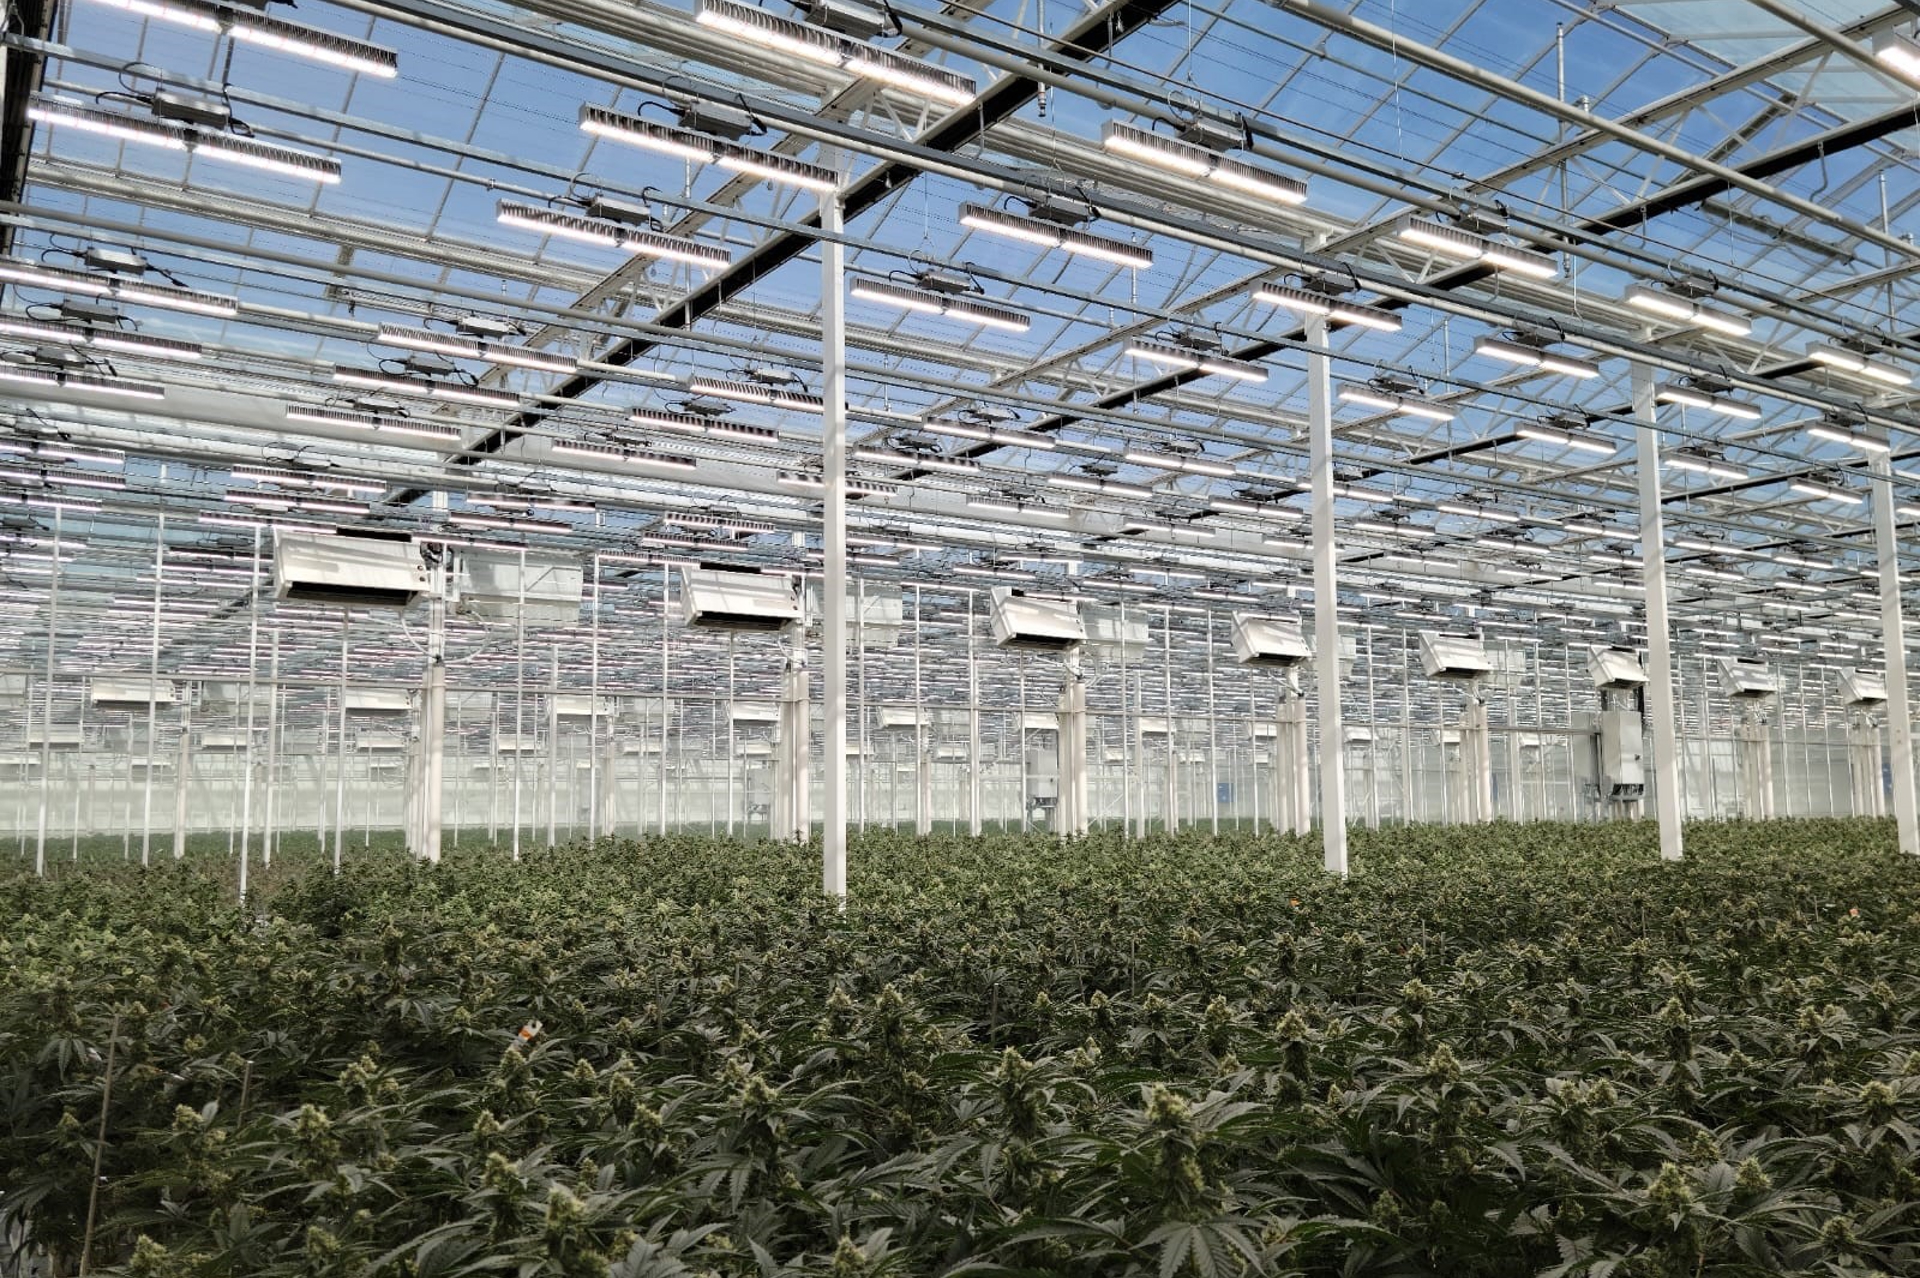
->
xmin=4 ymin=819 xmax=1919 ymax=1277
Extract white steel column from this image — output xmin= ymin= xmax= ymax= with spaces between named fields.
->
xmin=332 ymin=615 xmax=349 ymax=872
xmin=1871 ymin=453 xmax=1918 ymax=853
xmin=33 ymin=507 xmax=61 ymax=877
xmin=658 ymin=564 xmax=669 ymax=838
xmin=587 ymin=555 xmax=602 ymax=842
xmin=1162 ymin=605 xmax=1176 ymax=831
xmin=262 ymin=631 xmax=280 ymax=866
xmin=967 ymin=590 xmax=982 ymax=836
xmin=1056 ymin=669 xmax=1089 ymax=837
xmin=544 ymin=643 xmax=559 ymax=848
xmin=1305 ymin=316 xmax=1348 ymax=875
xmin=140 ymin=508 xmax=164 ymax=867
xmin=418 ymin=554 xmax=447 ymax=863
xmin=821 ymin=188 xmax=849 ymax=899
xmin=237 ymin=526 xmax=262 ymax=899
xmin=1632 ymin=361 xmax=1685 ymax=861
xmin=913 ymin=586 xmax=931 ymax=836
xmin=1206 ymin=612 xmax=1219 ymax=836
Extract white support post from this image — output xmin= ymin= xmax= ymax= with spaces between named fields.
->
xmin=262 ymin=630 xmax=280 ymax=867
xmin=1057 ymin=669 xmax=1089 ymax=838
xmin=967 ymin=590 xmax=982 ymax=837
xmin=658 ymin=564 xmax=670 ymax=838
xmin=725 ymin=635 xmax=737 ymax=838
xmin=587 ymin=554 xmax=602 ymax=842
xmin=33 ymin=507 xmax=61 ymax=877
xmin=914 ymin=585 xmax=931 ymax=836
xmin=1206 ymin=612 xmax=1219 ymax=836
xmin=237 ymin=525 xmax=261 ymax=899
xmin=1305 ymin=317 xmax=1348 ymax=874
xmin=418 ymin=553 xmax=447 ymax=863
xmin=1632 ymin=361 xmax=1685 ymax=861
xmin=332 ymin=614 xmax=349 ymax=872
xmin=822 ymin=188 xmax=849 ymax=899
xmin=173 ymin=680 xmax=191 ymax=861
xmin=1872 ymin=453 xmax=1919 ymax=853
xmin=141 ymin=506 xmax=164 ymax=867
xmin=545 ymin=642 xmax=559 ymax=848
xmin=1162 ymin=605 xmax=1176 ymax=832
xmin=510 ymin=551 xmax=527 ymax=860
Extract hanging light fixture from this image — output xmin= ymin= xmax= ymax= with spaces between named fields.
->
xmin=1664 ymin=450 xmax=1747 ymax=481
xmin=578 ymin=104 xmax=838 ymax=192
xmin=1623 ymin=283 xmax=1750 ymax=337
xmin=0 ymin=257 xmax=239 ymax=317
xmin=1806 ymin=341 xmax=1909 ymax=387
xmin=1396 ymin=212 xmax=1556 ymax=278
xmin=1789 ymin=476 xmax=1865 ymax=505
xmin=1873 ymin=30 xmax=1920 ymax=78
xmin=1654 ymin=380 xmax=1762 ymax=421
xmin=693 ymin=0 xmax=975 ymax=106
xmin=1098 ymin=120 xmax=1307 ymax=206
xmin=631 ymin=406 xmax=778 ymax=442
xmin=1251 ymin=278 xmax=1401 ymax=333
xmin=83 ymin=0 xmax=399 ymax=76
xmin=1473 ymin=329 xmax=1601 ymax=379
xmin=848 ymin=276 xmax=1029 ymax=332
xmin=1514 ymin=415 xmax=1618 ymax=456
xmin=495 ymin=201 xmax=731 ymax=269
xmin=1805 ymin=418 xmax=1892 ymax=454
xmin=29 ymin=96 xmax=343 ymax=183
xmin=331 ymin=366 xmax=522 ymax=409
xmin=958 ymin=199 xmax=1153 ymax=269
xmin=286 ymin=404 xmax=462 ymax=443
xmin=1336 ymin=377 xmax=1454 ymax=421
xmin=1123 ymin=333 xmax=1267 ymax=382
xmin=0 ymin=315 xmax=203 ymax=361
xmin=376 ymin=324 xmax=576 ymax=374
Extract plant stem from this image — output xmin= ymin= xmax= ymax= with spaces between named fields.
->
xmin=77 ymin=1013 xmax=121 ymax=1278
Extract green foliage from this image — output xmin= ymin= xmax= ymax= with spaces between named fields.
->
xmin=4 ymin=818 xmax=1920 ymax=1276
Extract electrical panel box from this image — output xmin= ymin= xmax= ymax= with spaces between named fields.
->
xmin=1587 ymin=647 xmax=1647 ymax=691
xmin=680 ymin=568 xmax=802 ymax=632
xmin=1840 ymin=668 xmax=1888 ymax=706
xmin=550 ymin=695 xmax=613 ymax=720
xmin=1082 ymin=604 xmax=1149 ymax=662
xmin=990 ymin=588 xmax=1084 ymax=653
xmin=1598 ymin=707 xmax=1645 ymax=800
xmin=0 ymin=674 xmax=26 ymax=702
xmin=1718 ymin=657 xmax=1779 ymax=700
xmin=1024 ymin=746 xmax=1058 ymax=808
xmin=1230 ymin=614 xmax=1312 ymax=668
xmin=876 ymin=706 xmax=923 ymax=730
xmin=1418 ymin=631 xmax=1493 ymax=681
xmin=274 ymin=532 xmax=427 ymax=609
xmin=460 ymin=550 xmax=584 ymax=626
xmin=492 ymin=733 xmax=540 ymax=754
xmin=90 ymin=678 xmax=178 ymax=710
xmin=1019 ymin=711 xmax=1060 ymax=733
